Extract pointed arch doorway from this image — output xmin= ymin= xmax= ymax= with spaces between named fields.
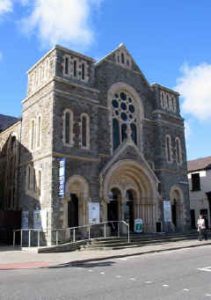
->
xmin=124 ymin=189 xmax=135 ymax=231
xmin=107 ymin=188 xmax=120 ymax=232
xmin=103 ymin=159 xmax=158 ymax=233
xmin=68 ymin=193 xmax=79 ymax=227
xmin=65 ymin=176 xmax=89 ymax=228
xmin=170 ymin=186 xmax=184 ymax=231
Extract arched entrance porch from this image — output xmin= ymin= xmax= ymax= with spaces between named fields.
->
xmin=64 ymin=175 xmax=89 ymax=228
xmin=102 ymin=159 xmax=158 ymax=232
xmin=170 ymin=186 xmax=185 ymax=231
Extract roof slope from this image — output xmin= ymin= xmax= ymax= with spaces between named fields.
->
xmin=0 ymin=114 xmax=19 ymax=132
xmin=188 ymin=156 xmax=211 ymax=172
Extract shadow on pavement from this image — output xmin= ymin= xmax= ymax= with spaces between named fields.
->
xmin=48 ymin=260 xmax=116 ymax=269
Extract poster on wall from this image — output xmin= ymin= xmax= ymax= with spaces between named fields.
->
xmin=21 ymin=210 xmax=29 ymax=229
xmin=163 ymin=200 xmax=172 ymax=222
xmin=58 ymin=158 xmax=66 ymax=198
xmin=33 ymin=209 xmax=47 ymax=230
xmin=88 ymin=202 xmax=100 ymax=224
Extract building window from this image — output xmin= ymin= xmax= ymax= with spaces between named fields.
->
xmin=37 ymin=170 xmax=42 ymax=196
xmin=64 ymin=56 xmax=69 ymax=75
xmin=175 ymin=137 xmax=182 ymax=165
xmin=160 ymin=91 xmax=177 ymax=113
xmin=37 ymin=115 xmax=42 ymax=148
xmin=81 ymin=63 xmax=85 ymax=80
xmin=27 ymin=165 xmax=31 ymax=190
xmin=191 ymin=173 xmax=201 ymax=191
xmin=73 ymin=60 xmax=77 ymax=78
xmin=26 ymin=164 xmax=36 ymax=192
xmin=30 ymin=119 xmax=36 ymax=150
xmin=121 ymin=52 xmax=125 ymax=64
xmin=165 ymin=135 xmax=172 ymax=163
xmin=63 ymin=109 xmax=73 ymax=146
xmin=111 ymin=91 xmax=138 ymax=151
xmin=115 ymin=50 xmax=131 ymax=68
xmin=80 ymin=114 xmax=90 ymax=149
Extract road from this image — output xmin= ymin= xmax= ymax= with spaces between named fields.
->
xmin=0 ymin=245 xmax=211 ymax=299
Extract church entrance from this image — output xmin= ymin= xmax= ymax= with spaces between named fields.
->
xmin=102 ymin=159 xmax=158 ymax=233
xmin=171 ymin=199 xmax=177 ymax=228
xmin=68 ymin=193 xmax=79 ymax=228
xmin=124 ymin=190 xmax=134 ymax=231
xmin=107 ymin=188 xmax=120 ymax=233
xmin=170 ymin=187 xmax=184 ymax=231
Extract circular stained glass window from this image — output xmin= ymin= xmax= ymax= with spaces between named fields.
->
xmin=121 ymin=112 xmax=127 ymax=121
xmin=111 ymin=90 xmax=137 ymax=125
xmin=120 ymin=92 xmax=126 ymax=101
xmin=121 ymin=102 xmax=127 ymax=110
xmin=112 ymin=99 xmax=119 ymax=108
xmin=129 ymin=105 xmax=135 ymax=113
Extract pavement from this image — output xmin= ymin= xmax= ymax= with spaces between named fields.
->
xmin=0 ymin=238 xmax=211 ymax=270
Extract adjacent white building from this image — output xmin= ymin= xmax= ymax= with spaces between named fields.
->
xmin=188 ymin=156 xmax=211 ymax=229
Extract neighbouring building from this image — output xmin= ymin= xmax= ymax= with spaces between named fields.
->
xmin=188 ymin=156 xmax=211 ymax=229
xmin=0 ymin=44 xmax=190 ymax=245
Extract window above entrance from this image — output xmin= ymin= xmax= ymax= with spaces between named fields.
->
xmin=111 ymin=90 xmax=138 ymax=150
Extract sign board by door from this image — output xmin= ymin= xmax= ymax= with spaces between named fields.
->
xmin=33 ymin=209 xmax=47 ymax=230
xmin=58 ymin=158 xmax=66 ymax=198
xmin=88 ymin=202 xmax=100 ymax=224
xmin=134 ymin=218 xmax=143 ymax=233
xmin=163 ymin=200 xmax=172 ymax=222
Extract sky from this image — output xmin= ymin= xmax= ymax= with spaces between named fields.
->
xmin=0 ymin=0 xmax=211 ymax=160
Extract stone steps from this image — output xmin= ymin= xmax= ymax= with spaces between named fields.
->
xmin=83 ymin=232 xmax=198 ymax=250
xmin=38 ymin=231 xmax=198 ymax=253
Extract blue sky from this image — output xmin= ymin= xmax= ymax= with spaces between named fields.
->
xmin=0 ymin=0 xmax=211 ymax=160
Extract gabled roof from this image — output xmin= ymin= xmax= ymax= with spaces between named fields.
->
xmin=0 ymin=114 xmax=19 ymax=132
xmin=187 ymin=156 xmax=211 ymax=172
xmin=95 ymin=43 xmax=150 ymax=86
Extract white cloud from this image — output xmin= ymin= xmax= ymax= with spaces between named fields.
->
xmin=175 ymin=63 xmax=211 ymax=121
xmin=21 ymin=0 xmax=103 ymax=49
xmin=0 ymin=0 xmax=13 ymax=15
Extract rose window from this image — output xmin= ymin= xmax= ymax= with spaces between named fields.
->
xmin=112 ymin=91 xmax=137 ymax=150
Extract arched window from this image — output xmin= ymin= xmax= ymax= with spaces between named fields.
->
xmin=63 ymin=109 xmax=73 ymax=146
xmin=81 ymin=63 xmax=85 ymax=80
xmin=64 ymin=56 xmax=69 ymax=75
xmin=175 ymin=137 xmax=182 ymax=165
xmin=30 ymin=119 xmax=36 ymax=150
xmin=112 ymin=118 xmax=120 ymax=150
xmin=121 ymin=52 xmax=125 ymax=64
xmin=26 ymin=165 xmax=32 ymax=191
xmin=73 ymin=60 xmax=77 ymax=78
xmin=81 ymin=114 xmax=90 ymax=149
xmin=37 ymin=115 xmax=42 ymax=148
xmin=165 ymin=135 xmax=172 ymax=163
xmin=111 ymin=91 xmax=138 ymax=151
xmin=37 ymin=169 xmax=42 ymax=196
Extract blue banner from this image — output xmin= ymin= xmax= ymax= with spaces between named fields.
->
xmin=58 ymin=158 xmax=66 ymax=197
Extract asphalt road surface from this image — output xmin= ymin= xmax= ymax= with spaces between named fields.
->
xmin=0 ymin=245 xmax=211 ymax=300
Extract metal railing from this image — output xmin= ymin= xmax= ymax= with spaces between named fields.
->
xmin=13 ymin=229 xmax=46 ymax=248
xmin=52 ymin=220 xmax=130 ymax=246
xmin=13 ymin=220 xmax=130 ymax=248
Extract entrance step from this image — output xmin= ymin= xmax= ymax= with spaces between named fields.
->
xmin=83 ymin=232 xmax=198 ymax=250
xmin=38 ymin=231 xmax=199 ymax=253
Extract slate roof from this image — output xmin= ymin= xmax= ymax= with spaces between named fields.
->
xmin=187 ymin=156 xmax=211 ymax=172
xmin=0 ymin=114 xmax=19 ymax=132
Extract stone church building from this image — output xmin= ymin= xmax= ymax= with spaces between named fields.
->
xmin=0 ymin=44 xmax=190 ymax=245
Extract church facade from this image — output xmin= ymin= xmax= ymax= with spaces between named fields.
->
xmin=0 ymin=44 xmax=190 ymax=245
